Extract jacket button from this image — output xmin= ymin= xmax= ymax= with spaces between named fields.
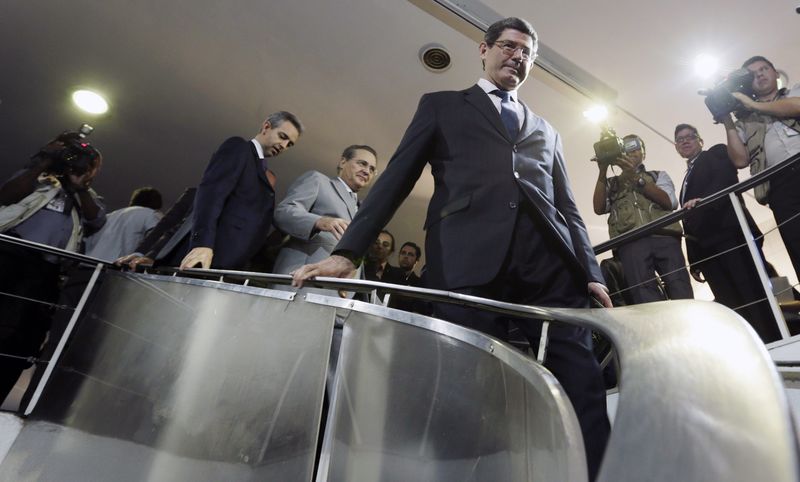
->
xmin=513 ymin=144 xmax=518 ymax=152
xmin=513 ymin=171 xmax=520 ymax=179
xmin=509 ymin=202 xmax=518 ymax=209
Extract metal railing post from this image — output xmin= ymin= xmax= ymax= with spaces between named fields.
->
xmin=729 ymin=193 xmax=790 ymax=339
xmin=23 ymin=262 xmax=104 ymax=416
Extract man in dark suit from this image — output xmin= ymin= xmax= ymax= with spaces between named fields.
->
xmin=676 ymin=123 xmax=780 ymax=342
xmin=162 ymin=111 xmax=302 ymax=270
xmin=293 ymin=17 xmax=611 ymax=479
xmin=383 ymin=241 xmax=424 ymax=312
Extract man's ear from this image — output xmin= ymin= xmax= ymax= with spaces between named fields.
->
xmin=261 ymin=120 xmax=272 ymax=134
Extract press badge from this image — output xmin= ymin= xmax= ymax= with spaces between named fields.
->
xmin=44 ymin=195 xmax=66 ymax=213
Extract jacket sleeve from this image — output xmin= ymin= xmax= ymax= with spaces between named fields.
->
xmin=552 ymin=132 xmax=605 ymax=284
xmin=273 ymin=171 xmax=325 ymax=241
xmin=335 ymin=94 xmax=437 ymax=258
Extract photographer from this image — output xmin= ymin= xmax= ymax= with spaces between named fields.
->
xmin=592 ymin=134 xmax=693 ymax=304
xmin=0 ymin=132 xmax=105 ymax=402
xmin=720 ymin=56 xmax=800 ymax=280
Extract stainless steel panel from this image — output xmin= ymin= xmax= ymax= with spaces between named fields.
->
xmin=318 ymin=304 xmax=587 ymax=482
xmin=0 ymin=272 xmax=334 ymax=481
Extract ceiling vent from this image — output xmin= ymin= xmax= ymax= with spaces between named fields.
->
xmin=419 ymin=43 xmax=451 ymax=73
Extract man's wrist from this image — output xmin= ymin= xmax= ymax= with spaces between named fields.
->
xmin=332 ymin=249 xmax=363 ymax=267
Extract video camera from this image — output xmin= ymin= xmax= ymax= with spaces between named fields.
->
xmin=36 ymin=124 xmax=99 ymax=176
xmin=593 ymin=127 xmax=644 ymax=165
xmin=700 ymin=68 xmax=755 ymax=122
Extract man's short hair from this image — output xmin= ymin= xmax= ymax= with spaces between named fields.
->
xmin=400 ymin=241 xmax=421 ymax=259
xmin=337 ymin=145 xmax=377 ymax=173
xmin=342 ymin=144 xmax=377 ymax=160
xmin=130 ymin=187 xmax=163 ymax=209
xmin=266 ymin=111 xmax=305 ymax=135
xmin=380 ymin=229 xmax=395 ymax=251
xmin=484 ymin=17 xmax=537 ymax=46
xmin=674 ymin=123 xmax=700 ymax=140
xmin=742 ymin=55 xmax=776 ymax=71
xmin=623 ymin=134 xmax=646 ymax=156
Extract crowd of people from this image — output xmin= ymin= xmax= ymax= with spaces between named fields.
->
xmin=1 ymin=15 xmax=799 ymax=480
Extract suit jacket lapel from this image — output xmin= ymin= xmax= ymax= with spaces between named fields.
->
xmin=331 ymin=177 xmax=357 ymax=220
xmin=464 ymin=84 xmax=512 ymax=142
xmin=516 ymin=100 xmax=541 ymax=144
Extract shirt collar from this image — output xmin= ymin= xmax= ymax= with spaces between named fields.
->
xmin=337 ymin=177 xmax=355 ymax=195
xmin=250 ymin=139 xmax=265 ymax=159
xmin=477 ymin=78 xmax=518 ymax=103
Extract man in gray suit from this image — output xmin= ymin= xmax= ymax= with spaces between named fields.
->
xmin=272 ymin=145 xmax=378 ymax=275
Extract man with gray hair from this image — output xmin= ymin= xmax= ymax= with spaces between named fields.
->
xmin=158 ymin=111 xmax=303 ymax=270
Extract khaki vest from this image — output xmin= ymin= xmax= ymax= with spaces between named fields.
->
xmin=606 ymin=171 xmax=682 ymax=239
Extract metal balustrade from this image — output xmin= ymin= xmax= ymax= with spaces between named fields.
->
xmin=0 ymin=237 xmax=796 ymax=480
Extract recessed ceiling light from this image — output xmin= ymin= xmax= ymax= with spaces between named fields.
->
xmin=72 ymin=90 xmax=108 ymax=114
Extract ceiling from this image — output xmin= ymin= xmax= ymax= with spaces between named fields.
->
xmin=1 ymin=0 xmax=798 ymax=271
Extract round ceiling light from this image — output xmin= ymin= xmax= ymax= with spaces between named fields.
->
xmin=419 ymin=43 xmax=451 ymax=73
xmin=72 ymin=89 xmax=109 ymax=115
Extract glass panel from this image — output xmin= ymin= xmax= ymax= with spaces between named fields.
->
xmin=323 ymin=309 xmax=582 ymax=482
xmin=0 ymin=272 xmax=334 ymax=482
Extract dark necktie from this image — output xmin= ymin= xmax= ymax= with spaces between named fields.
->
xmin=494 ymin=90 xmax=519 ymax=139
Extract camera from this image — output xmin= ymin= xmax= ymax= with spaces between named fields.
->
xmin=39 ymin=124 xmax=100 ymax=176
xmin=700 ymin=68 xmax=755 ymax=122
xmin=593 ymin=127 xmax=643 ymax=165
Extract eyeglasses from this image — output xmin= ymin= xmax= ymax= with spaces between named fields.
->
xmin=675 ymin=134 xmax=698 ymax=143
xmin=493 ymin=41 xmax=533 ymax=61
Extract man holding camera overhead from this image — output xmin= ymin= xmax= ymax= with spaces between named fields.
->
xmin=0 ymin=130 xmax=106 ymax=402
xmin=593 ymin=133 xmax=693 ymax=304
xmin=722 ymin=56 xmax=800 ymax=280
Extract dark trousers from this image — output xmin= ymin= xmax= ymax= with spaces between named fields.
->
xmin=0 ymin=245 xmax=60 ymax=403
xmin=617 ymin=235 xmax=693 ymax=304
xmin=769 ymin=164 xmax=800 ymax=283
xmin=432 ymin=202 xmax=610 ymax=481
xmin=692 ymin=235 xmax=781 ymax=343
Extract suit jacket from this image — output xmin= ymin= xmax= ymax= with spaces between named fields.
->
xmin=272 ymin=171 xmax=359 ymax=273
xmin=160 ymin=137 xmax=275 ymax=270
xmin=336 ymin=84 xmax=603 ymax=290
xmin=680 ymin=144 xmax=762 ymax=264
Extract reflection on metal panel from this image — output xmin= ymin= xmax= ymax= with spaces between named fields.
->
xmin=319 ymin=306 xmax=587 ymax=482
xmin=546 ymin=300 xmax=799 ymax=482
xmin=0 ymin=272 xmax=333 ymax=482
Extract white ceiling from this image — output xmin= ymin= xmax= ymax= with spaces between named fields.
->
xmin=1 ymin=0 xmax=798 ymax=268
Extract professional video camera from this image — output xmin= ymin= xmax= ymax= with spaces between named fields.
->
xmin=700 ymin=68 xmax=755 ymax=122
xmin=36 ymin=124 xmax=99 ymax=176
xmin=593 ymin=127 xmax=643 ymax=165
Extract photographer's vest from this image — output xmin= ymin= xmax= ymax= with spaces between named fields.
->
xmin=737 ymin=87 xmax=800 ymax=204
xmin=0 ymin=175 xmax=85 ymax=252
xmin=606 ymin=170 xmax=682 ymax=239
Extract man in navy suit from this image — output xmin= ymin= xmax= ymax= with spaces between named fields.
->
xmin=676 ymin=123 xmax=780 ymax=342
xmin=175 ymin=111 xmax=303 ymax=270
xmin=293 ymin=17 xmax=611 ymax=479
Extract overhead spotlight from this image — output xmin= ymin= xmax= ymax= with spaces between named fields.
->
xmin=583 ymin=105 xmax=608 ymax=124
xmin=72 ymin=89 xmax=108 ymax=115
xmin=693 ymin=54 xmax=719 ymax=79
xmin=419 ymin=43 xmax=451 ymax=73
